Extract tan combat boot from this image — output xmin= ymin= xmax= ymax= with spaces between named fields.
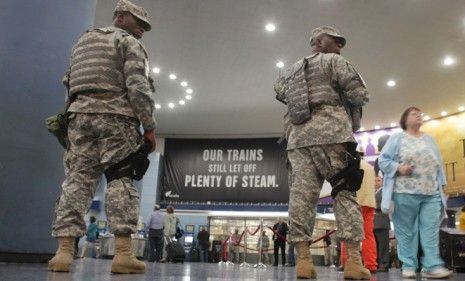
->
xmin=111 ymin=236 xmax=146 ymax=274
xmin=48 ymin=237 xmax=74 ymax=272
xmin=344 ymin=242 xmax=371 ymax=280
xmin=295 ymin=241 xmax=317 ymax=279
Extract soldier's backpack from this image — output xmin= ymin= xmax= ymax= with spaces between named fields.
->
xmin=273 ymin=58 xmax=311 ymax=125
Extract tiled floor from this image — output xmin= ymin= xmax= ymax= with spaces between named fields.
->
xmin=0 ymin=260 xmax=463 ymax=281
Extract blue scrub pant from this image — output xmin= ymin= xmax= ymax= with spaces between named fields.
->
xmin=392 ymin=193 xmax=444 ymax=272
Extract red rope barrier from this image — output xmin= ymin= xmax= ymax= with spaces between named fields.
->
xmin=265 ymin=226 xmax=337 ymax=245
xmin=221 ymin=225 xmax=337 ymax=257
xmin=233 ymin=242 xmax=330 ymax=252
xmin=310 ymin=229 xmax=335 ymax=245
xmin=229 ymin=230 xmax=246 ymax=246
xmin=247 ymin=225 xmax=261 ymax=236
xmin=228 ymin=226 xmax=261 ymax=247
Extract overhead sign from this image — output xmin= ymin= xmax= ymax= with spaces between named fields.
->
xmin=162 ymin=138 xmax=289 ymax=203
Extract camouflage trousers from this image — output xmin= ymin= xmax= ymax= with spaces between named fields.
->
xmin=287 ymin=143 xmax=364 ymax=244
xmin=52 ymin=113 xmax=143 ymax=237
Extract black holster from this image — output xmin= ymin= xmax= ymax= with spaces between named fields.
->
xmin=329 ymin=143 xmax=364 ymax=199
xmin=104 ymin=141 xmax=151 ymax=182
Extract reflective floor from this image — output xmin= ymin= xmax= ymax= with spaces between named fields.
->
xmin=0 ymin=260 xmax=464 ymax=281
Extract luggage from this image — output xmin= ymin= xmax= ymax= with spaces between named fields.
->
xmin=166 ymin=238 xmax=185 ymax=263
xmin=440 ymin=228 xmax=465 ymax=271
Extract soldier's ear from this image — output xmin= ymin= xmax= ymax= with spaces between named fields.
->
xmin=313 ymin=37 xmax=322 ymax=49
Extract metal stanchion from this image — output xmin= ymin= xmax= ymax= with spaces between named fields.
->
xmin=239 ymin=227 xmax=251 ymax=268
xmin=253 ymin=219 xmax=266 ymax=269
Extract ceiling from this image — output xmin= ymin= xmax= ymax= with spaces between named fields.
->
xmin=94 ymin=0 xmax=465 ymax=137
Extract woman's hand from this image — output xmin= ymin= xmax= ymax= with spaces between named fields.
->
xmin=375 ymin=176 xmax=383 ymax=189
xmin=397 ymin=164 xmax=414 ymax=176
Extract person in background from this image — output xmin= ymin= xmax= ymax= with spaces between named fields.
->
xmin=146 ymin=204 xmax=165 ymax=262
xmin=374 ymin=135 xmax=390 ymax=176
xmin=373 ymin=134 xmax=391 ymax=272
xmin=257 ymin=231 xmax=271 ymax=264
xmin=197 ymin=226 xmax=210 ymax=263
xmin=79 ymin=216 xmax=99 ymax=258
xmin=272 ymin=218 xmax=289 ymax=266
xmin=323 ymin=230 xmax=333 ymax=266
xmin=340 ymin=153 xmax=377 ymax=273
xmin=458 ymin=206 xmax=465 ymax=231
xmin=379 ymin=106 xmax=452 ymax=279
xmin=160 ymin=205 xmax=177 ymax=262
xmin=229 ymin=228 xmax=241 ymax=263
xmin=286 ymin=243 xmax=296 ymax=267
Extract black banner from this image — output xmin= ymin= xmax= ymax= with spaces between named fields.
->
xmin=162 ymin=138 xmax=289 ymax=203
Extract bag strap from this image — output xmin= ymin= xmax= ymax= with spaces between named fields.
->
xmin=63 ymin=71 xmax=76 ymax=113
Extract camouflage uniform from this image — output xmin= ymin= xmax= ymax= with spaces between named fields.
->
xmin=275 ymin=29 xmax=369 ymax=244
xmin=52 ymin=17 xmax=154 ymax=236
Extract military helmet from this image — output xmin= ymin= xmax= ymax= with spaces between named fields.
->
xmin=310 ymin=26 xmax=346 ymax=47
xmin=115 ymin=0 xmax=151 ymax=31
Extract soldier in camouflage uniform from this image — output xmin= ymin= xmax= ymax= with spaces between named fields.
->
xmin=274 ymin=26 xmax=371 ymax=279
xmin=48 ymin=0 xmax=155 ymax=274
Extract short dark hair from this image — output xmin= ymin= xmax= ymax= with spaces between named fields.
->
xmin=90 ymin=216 xmax=96 ymax=223
xmin=462 ymin=205 xmax=465 ymax=212
xmin=399 ymin=106 xmax=421 ymax=130
xmin=166 ymin=205 xmax=174 ymax=214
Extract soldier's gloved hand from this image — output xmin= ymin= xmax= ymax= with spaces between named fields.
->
xmin=143 ymin=129 xmax=156 ymax=152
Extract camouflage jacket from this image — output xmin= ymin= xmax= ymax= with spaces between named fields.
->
xmin=65 ymin=26 xmax=156 ymax=131
xmin=275 ymin=52 xmax=369 ymax=150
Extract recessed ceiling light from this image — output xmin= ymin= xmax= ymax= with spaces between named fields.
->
xmin=179 ymin=100 xmax=185 ymax=105
xmin=185 ymin=95 xmax=192 ymax=100
xmin=181 ymin=81 xmax=188 ymax=87
xmin=186 ymin=88 xmax=193 ymax=94
xmin=169 ymin=74 xmax=177 ymax=80
xmin=155 ymin=104 xmax=161 ymax=109
xmin=458 ymin=106 xmax=465 ymax=112
xmin=423 ymin=115 xmax=431 ymax=121
xmin=359 ymin=127 xmax=365 ymax=131
xmin=276 ymin=61 xmax=284 ymax=68
xmin=443 ymin=56 xmax=455 ymax=66
xmin=168 ymin=103 xmax=175 ymax=108
xmin=390 ymin=122 xmax=397 ymax=127
xmin=152 ymin=67 xmax=160 ymax=74
xmin=265 ymin=23 xmax=276 ymax=32
xmin=387 ymin=80 xmax=396 ymax=87
xmin=374 ymin=125 xmax=381 ymax=130
xmin=441 ymin=111 xmax=447 ymax=116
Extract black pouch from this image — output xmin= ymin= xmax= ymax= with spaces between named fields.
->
xmin=104 ymin=141 xmax=152 ymax=182
xmin=329 ymin=143 xmax=364 ymax=198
